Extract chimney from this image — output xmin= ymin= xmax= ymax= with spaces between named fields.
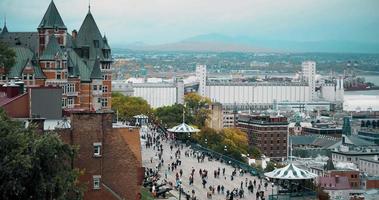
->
xmin=6 ymin=80 xmax=20 ymax=98
xmin=72 ymin=29 xmax=78 ymax=39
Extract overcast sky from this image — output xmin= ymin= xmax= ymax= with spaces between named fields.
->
xmin=1 ymin=0 xmax=378 ymax=46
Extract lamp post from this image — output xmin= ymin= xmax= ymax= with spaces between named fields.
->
xmin=178 ymin=180 xmax=182 ymax=200
xmin=271 ymin=182 xmax=274 ymax=200
xmin=204 ymin=138 xmax=208 ymax=146
xmin=224 ymin=145 xmax=227 ymax=153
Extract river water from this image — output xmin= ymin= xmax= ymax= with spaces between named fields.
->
xmin=344 ymin=76 xmax=379 ymax=111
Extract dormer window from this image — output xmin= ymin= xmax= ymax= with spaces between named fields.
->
xmin=94 ymin=40 xmax=99 ymax=48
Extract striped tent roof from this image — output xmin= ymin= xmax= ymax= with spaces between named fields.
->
xmin=133 ymin=114 xmax=149 ymax=119
xmin=264 ymin=163 xmax=318 ymax=180
xmin=168 ymin=123 xmax=200 ymax=133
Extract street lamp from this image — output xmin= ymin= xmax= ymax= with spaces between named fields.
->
xmin=271 ymin=182 xmax=274 ymax=200
xmin=224 ymin=145 xmax=227 ymax=152
xmin=204 ymin=138 xmax=208 ymax=146
xmin=178 ymin=180 xmax=182 ymax=200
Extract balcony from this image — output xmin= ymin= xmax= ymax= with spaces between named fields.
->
xmin=65 ymin=91 xmax=78 ymax=96
xmin=45 ymin=79 xmax=68 ymax=85
xmin=92 ymin=90 xmax=103 ymax=96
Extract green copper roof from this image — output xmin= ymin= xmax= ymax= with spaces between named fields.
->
xmin=1 ymin=24 xmax=8 ymax=34
xmin=76 ymin=11 xmax=105 ymax=60
xmin=90 ymin=59 xmax=102 ymax=79
xmin=67 ymin=49 xmax=91 ymax=82
xmin=8 ymin=47 xmax=45 ymax=79
xmin=38 ymin=0 xmax=66 ymax=29
xmin=103 ymin=35 xmax=110 ymax=50
xmin=40 ymin=35 xmax=63 ymax=60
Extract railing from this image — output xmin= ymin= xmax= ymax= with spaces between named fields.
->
xmin=65 ymin=91 xmax=78 ymax=96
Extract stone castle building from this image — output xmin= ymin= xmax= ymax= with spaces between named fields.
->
xmin=0 ymin=0 xmax=112 ymax=111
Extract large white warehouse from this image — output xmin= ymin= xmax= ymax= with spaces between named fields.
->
xmin=112 ymin=79 xmax=184 ymax=108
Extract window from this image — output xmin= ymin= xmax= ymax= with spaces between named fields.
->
xmin=93 ymin=175 xmax=101 ymax=189
xmin=67 ymin=97 xmax=74 ymax=108
xmin=56 ymin=73 xmax=61 ymax=80
xmin=102 ymin=75 xmax=108 ymax=80
xmin=102 ymin=85 xmax=108 ymax=93
xmin=93 ymin=85 xmax=98 ymax=90
xmin=28 ymin=74 xmax=33 ymax=80
xmin=97 ymin=98 xmax=101 ymax=103
xmin=23 ymin=74 xmax=27 ymax=80
xmin=62 ymin=98 xmax=67 ymax=108
xmin=101 ymin=98 xmax=108 ymax=107
xmin=56 ymin=61 xmax=61 ymax=69
xmin=46 ymin=62 xmax=50 ymax=68
xmin=93 ymin=142 xmax=102 ymax=157
xmin=94 ymin=40 xmax=99 ymax=48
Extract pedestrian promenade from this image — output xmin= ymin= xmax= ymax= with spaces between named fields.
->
xmin=141 ymin=126 xmax=276 ymax=200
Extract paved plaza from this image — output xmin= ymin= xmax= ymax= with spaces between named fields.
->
xmin=141 ymin=126 xmax=277 ymax=200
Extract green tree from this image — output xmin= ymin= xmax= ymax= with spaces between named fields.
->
xmin=264 ymin=161 xmax=276 ymax=172
xmin=154 ymin=104 xmax=187 ymax=128
xmin=112 ymin=92 xmax=153 ymax=122
xmin=0 ymin=42 xmax=16 ymax=73
xmin=184 ymin=93 xmax=211 ymax=128
xmin=248 ymin=146 xmax=262 ymax=159
xmin=0 ymin=109 xmax=83 ymax=200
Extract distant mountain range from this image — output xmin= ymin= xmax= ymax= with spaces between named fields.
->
xmin=121 ymin=33 xmax=379 ymax=53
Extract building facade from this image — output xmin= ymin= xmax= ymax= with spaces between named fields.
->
xmin=0 ymin=1 xmax=112 ymax=112
xmin=112 ymin=78 xmax=184 ymax=108
xmin=237 ymin=114 xmax=288 ymax=161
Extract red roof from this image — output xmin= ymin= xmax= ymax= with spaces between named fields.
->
xmin=0 ymin=92 xmax=28 ymax=107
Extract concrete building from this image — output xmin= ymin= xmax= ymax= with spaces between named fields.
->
xmin=320 ymin=76 xmax=344 ymax=104
xmin=359 ymin=156 xmax=379 ymax=176
xmin=206 ymin=103 xmax=223 ymax=131
xmin=112 ymin=78 xmax=184 ymax=108
xmin=332 ymin=148 xmax=379 ymax=169
xmin=302 ymin=61 xmax=316 ymax=101
xmin=302 ymin=123 xmax=342 ymax=138
xmin=196 ymin=64 xmax=206 ymax=97
xmin=195 ymin=61 xmax=324 ymax=107
xmin=237 ymin=114 xmax=288 ymax=161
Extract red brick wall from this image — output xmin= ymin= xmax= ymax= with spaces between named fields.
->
xmin=329 ymin=171 xmax=360 ymax=189
xmin=56 ymin=112 xmax=142 ymax=200
xmin=366 ymin=180 xmax=379 ymax=189
xmin=103 ymin=128 xmax=142 ymax=200
xmin=2 ymin=93 xmax=29 ymax=118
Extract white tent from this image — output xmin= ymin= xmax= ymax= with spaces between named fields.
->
xmin=264 ymin=163 xmax=318 ymax=180
xmin=167 ymin=123 xmax=200 ymax=133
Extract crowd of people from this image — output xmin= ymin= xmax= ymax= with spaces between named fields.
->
xmin=142 ymin=124 xmax=272 ymax=200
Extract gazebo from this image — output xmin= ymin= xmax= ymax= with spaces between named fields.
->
xmin=167 ymin=106 xmax=200 ymax=140
xmin=133 ymin=114 xmax=149 ymax=126
xmin=264 ymin=143 xmax=318 ymax=199
xmin=264 ymin=163 xmax=318 ymax=180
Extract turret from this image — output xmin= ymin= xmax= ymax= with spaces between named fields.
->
xmin=37 ymin=0 xmax=67 ymax=55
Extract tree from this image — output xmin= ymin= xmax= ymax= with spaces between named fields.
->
xmin=0 ymin=42 xmax=16 ymax=72
xmin=155 ymin=104 xmax=187 ymax=128
xmin=264 ymin=162 xmax=276 ymax=172
xmin=112 ymin=92 xmax=153 ymax=122
xmin=0 ymin=109 xmax=83 ymax=200
xmin=184 ymin=93 xmax=211 ymax=128
xmin=248 ymin=146 xmax=262 ymax=159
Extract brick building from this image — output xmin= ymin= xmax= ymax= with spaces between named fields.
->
xmin=56 ymin=111 xmax=143 ymax=200
xmin=237 ymin=114 xmax=288 ymax=160
xmin=0 ymin=0 xmax=112 ymax=111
